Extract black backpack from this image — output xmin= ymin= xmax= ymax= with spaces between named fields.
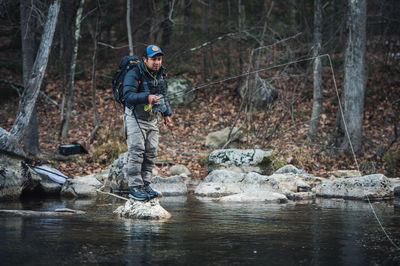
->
xmin=112 ymin=55 xmax=139 ymax=104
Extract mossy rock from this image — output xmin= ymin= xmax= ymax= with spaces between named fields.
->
xmin=166 ymin=77 xmax=195 ymax=107
xmin=208 ymin=149 xmax=273 ymax=174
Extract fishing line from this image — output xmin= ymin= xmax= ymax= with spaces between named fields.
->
xmin=326 ymin=54 xmax=400 ymax=250
xmin=168 ymin=55 xmax=316 ymax=100
xmin=167 ymin=53 xmax=400 ymax=249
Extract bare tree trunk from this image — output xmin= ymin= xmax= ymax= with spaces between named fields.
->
xmin=308 ymin=0 xmax=323 ymax=141
xmin=20 ymin=0 xmax=34 ymax=85
xmin=238 ymin=0 xmax=244 ymax=80
xmin=183 ymin=0 xmax=192 ymax=36
xmin=24 ymin=110 xmax=40 ymax=154
xmin=161 ymin=0 xmax=174 ymax=48
xmin=20 ymin=0 xmax=40 ymax=155
xmin=60 ymin=0 xmax=85 ymax=138
xmin=59 ymin=0 xmax=75 ymax=123
xmin=226 ymin=0 xmax=231 ymax=76
xmin=10 ymin=0 xmax=60 ymax=142
xmin=126 ymin=0 xmax=133 ymax=55
xmin=90 ymin=8 xmax=101 ymax=144
xmin=201 ymin=0 xmax=208 ymax=82
xmin=339 ymin=0 xmax=367 ymax=153
xmin=289 ymin=0 xmax=297 ymax=32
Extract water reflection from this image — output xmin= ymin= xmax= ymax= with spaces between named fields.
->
xmin=0 ymin=196 xmax=399 ymax=265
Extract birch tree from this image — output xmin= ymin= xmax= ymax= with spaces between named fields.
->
xmin=126 ymin=0 xmax=133 ymax=55
xmin=201 ymin=0 xmax=209 ymax=82
xmin=308 ymin=0 xmax=323 ymax=141
xmin=60 ymin=0 xmax=85 ymax=138
xmin=89 ymin=7 xmax=101 ymax=143
xmin=340 ymin=0 xmax=367 ymax=153
xmin=9 ymin=0 xmax=60 ymax=144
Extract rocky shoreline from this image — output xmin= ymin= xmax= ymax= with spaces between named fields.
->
xmin=1 ymin=149 xmax=399 ymax=219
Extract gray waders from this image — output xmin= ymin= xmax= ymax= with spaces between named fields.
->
xmin=124 ymin=106 xmax=159 ymax=187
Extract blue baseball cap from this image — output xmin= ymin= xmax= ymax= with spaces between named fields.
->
xmin=145 ymin=45 xmax=164 ymax=58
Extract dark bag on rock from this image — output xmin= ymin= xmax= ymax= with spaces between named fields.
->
xmin=58 ymin=142 xmax=88 ymax=156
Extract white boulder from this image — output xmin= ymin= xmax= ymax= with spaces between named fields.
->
xmin=114 ymin=198 xmax=171 ymax=220
xmin=151 ymin=175 xmax=188 ymax=196
xmin=208 ymin=148 xmax=272 ymax=173
xmin=315 ymin=174 xmax=393 ymax=200
xmin=61 ymin=175 xmax=103 ymax=198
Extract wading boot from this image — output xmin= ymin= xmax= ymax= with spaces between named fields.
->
xmin=143 ymin=184 xmax=158 ymax=199
xmin=129 ymin=186 xmax=150 ymax=201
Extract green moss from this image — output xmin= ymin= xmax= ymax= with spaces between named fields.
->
xmin=271 ymin=156 xmax=287 ymax=172
xmin=256 ymin=154 xmax=286 ymax=174
xmin=258 ymin=155 xmax=273 ymax=168
xmin=198 ymin=153 xmax=209 ymax=167
xmin=360 ymin=161 xmax=376 ymax=175
xmin=384 ymin=150 xmax=400 ymax=177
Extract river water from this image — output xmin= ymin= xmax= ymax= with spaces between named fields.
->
xmin=0 ymin=196 xmax=399 ymax=265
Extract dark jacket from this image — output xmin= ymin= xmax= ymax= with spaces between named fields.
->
xmin=122 ymin=60 xmax=172 ymax=121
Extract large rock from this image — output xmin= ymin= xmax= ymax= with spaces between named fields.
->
xmin=264 ymin=174 xmax=312 ymax=194
xmin=107 ymin=152 xmax=128 ymax=190
xmin=274 ymin=164 xmax=307 ymax=175
xmin=105 ymin=153 xmax=189 ymax=196
xmin=238 ymin=75 xmax=278 ymax=108
xmin=61 ymin=175 xmax=103 ymax=198
xmin=216 ymin=191 xmax=288 ymax=203
xmin=91 ymin=169 xmax=110 ymax=184
xmin=114 ymin=198 xmax=171 ymax=220
xmin=315 ymin=174 xmax=393 ymax=200
xmin=0 ymin=153 xmax=41 ymax=200
xmin=194 ymin=170 xmax=312 ymax=201
xmin=329 ymin=170 xmax=361 ymax=179
xmin=166 ymin=77 xmax=195 ymax=107
xmin=208 ymin=148 xmax=272 ymax=174
xmin=151 ymin=175 xmax=187 ymax=196
xmin=169 ymin=164 xmax=191 ymax=177
xmin=39 ymin=176 xmax=63 ymax=196
xmin=205 ymin=127 xmax=243 ymax=148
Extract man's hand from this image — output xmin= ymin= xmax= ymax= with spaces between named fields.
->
xmin=148 ymin=94 xmax=159 ymax=104
xmin=164 ymin=116 xmax=172 ymax=126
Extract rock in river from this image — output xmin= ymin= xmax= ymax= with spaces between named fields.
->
xmin=61 ymin=175 xmax=103 ymax=198
xmin=315 ymin=174 xmax=393 ymax=200
xmin=194 ymin=169 xmax=312 ymax=202
xmin=114 ymin=198 xmax=171 ymax=220
xmin=216 ymin=191 xmax=288 ymax=203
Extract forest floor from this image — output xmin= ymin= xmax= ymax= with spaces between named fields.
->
xmin=1 ymin=49 xmax=399 ymax=181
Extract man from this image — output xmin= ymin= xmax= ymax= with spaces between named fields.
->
xmin=122 ymin=44 xmax=172 ymax=200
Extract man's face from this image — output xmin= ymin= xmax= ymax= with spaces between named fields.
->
xmin=143 ymin=55 xmax=163 ymax=71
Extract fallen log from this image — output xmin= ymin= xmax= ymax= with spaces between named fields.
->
xmin=0 ymin=208 xmax=85 ymax=217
